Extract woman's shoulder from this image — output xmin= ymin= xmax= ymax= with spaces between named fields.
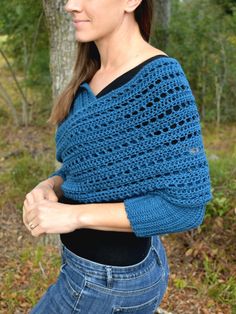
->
xmin=138 ymin=47 xmax=180 ymax=68
xmin=145 ymin=50 xmax=186 ymax=77
xmin=142 ymin=46 xmax=168 ymax=57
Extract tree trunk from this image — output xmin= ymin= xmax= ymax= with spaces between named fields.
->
xmin=0 ymin=82 xmax=19 ymax=126
xmin=0 ymin=48 xmax=29 ymax=126
xmin=151 ymin=0 xmax=171 ymax=50
xmin=41 ymin=0 xmax=77 ymax=246
xmin=42 ymin=0 xmax=77 ymax=99
xmin=199 ymin=51 xmax=207 ymax=121
xmin=215 ymin=36 xmax=227 ymax=128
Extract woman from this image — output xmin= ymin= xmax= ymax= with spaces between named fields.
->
xmin=23 ymin=0 xmax=212 ymax=313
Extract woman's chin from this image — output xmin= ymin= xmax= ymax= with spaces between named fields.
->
xmin=74 ymin=33 xmax=94 ymax=43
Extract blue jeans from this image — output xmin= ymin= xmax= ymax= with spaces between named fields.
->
xmin=30 ymin=235 xmax=169 ymax=313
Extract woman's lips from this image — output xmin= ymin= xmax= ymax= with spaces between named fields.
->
xmin=73 ymin=20 xmax=90 ymax=27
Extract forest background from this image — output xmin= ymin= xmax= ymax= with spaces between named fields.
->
xmin=0 ymin=0 xmax=235 ymax=313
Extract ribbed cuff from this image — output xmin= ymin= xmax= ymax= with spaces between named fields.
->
xmin=124 ymin=193 xmax=206 ymax=237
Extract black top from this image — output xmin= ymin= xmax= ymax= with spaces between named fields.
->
xmin=95 ymin=54 xmax=169 ymax=97
xmin=59 ymin=54 xmax=170 ymax=266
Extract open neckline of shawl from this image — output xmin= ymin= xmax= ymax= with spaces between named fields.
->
xmin=80 ymin=55 xmax=173 ymax=100
xmin=72 ymin=56 xmax=178 ymax=117
xmin=85 ymin=54 xmax=170 ymax=98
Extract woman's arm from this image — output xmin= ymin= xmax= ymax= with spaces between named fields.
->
xmin=74 ymin=197 xmax=206 ymax=236
xmin=23 ymin=195 xmax=207 ymax=237
xmin=77 ymin=202 xmax=133 ymax=232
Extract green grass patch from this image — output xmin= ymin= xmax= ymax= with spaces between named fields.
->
xmin=203 ymin=256 xmax=236 ymax=307
xmin=0 ymin=149 xmax=56 ymax=209
xmin=199 ymin=123 xmax=236 ymax=219
xmin=1 ymin=245 xmax=61 ymax=312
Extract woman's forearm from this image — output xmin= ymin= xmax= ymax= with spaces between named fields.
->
xmin=73 ymin=196 xmax=206 ymax=237
xmin=77 ymin=202 xmax=133 ymax=232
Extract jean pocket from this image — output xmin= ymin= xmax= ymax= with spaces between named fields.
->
xmin=112 ymin=294 xmax=159 ymax=314
xmin=59 ymin=261 xmax=86 ymax=299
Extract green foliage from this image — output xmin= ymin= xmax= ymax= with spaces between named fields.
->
xmin=203 ymin=256 xmax=236 ymax=306
xmin=209 ymin=155 xmax=236 ymax=187
xmin=0 ymin=107 xmax=9 ymax=124
xmin=203 ymin=257 xmax=221 ymax=286
xmin=11 ymin=152 xmax=51 ymax=194
xmin=173 ymin=277 xmax=188 ymax=289
xmin=0 ymin=0 xmax=51 ymax=124
xmin=0 ymin=0 xmax=50 ymax=78
xmin=0 ymin=0 xmax=235 ymax=125
xmin=0 ymin=150 xmax=55 ymax=209
xmin=212 ymin=0 xmax=236 ymax=15
xmin=206 ymin=153 xmax=236 ymax=217
xmin=167 ymin=0 xmax=236 ymax=123
xmin=2 ymin=245 xmax=61 ymax=311
xmin=206 ymin=192 xmax=230 ymax=217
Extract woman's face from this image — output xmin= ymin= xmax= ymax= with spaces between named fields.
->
xmin=64 ymin=0 xmax=129 ymax=43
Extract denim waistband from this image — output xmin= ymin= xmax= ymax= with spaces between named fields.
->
xmin=60 ymin=234 xmax=163 ymax=280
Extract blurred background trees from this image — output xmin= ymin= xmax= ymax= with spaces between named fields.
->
xmin=0 ymin=0 xmax=235 ymax=127
xmin=0 ymin=0 xmax=49 ymax=126
xmin=166 ymin=0 xmax=236 ymax=125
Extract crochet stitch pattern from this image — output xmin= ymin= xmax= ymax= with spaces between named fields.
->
xmin=49 ymin=57 xmax=213 ymax=237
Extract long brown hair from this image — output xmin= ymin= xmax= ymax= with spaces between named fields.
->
xmin=48 ymin=0 xmax=154 ymax=125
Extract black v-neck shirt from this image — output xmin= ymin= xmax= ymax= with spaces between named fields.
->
xmin=94 ymin=54 xmax=169 ymax=98
xmin=59 ymin=54 xmax=170 ymax=266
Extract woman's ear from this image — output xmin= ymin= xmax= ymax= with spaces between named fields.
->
xmin=124 ymin=0 xmax=142 ymax=13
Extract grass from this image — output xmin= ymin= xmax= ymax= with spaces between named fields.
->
xmin=1 ymin=245 xmax=61 ymax=312
xmin=204 ymin=123 xmax=236 ymax=219
xmin=202 ymin=124 xmax=236 ymax=309
xmin=0 ymin=149 xmax=56 ymax=211
xmin=203 ymin=256 xmax=236 ymax=306
xmin=205 ymin=154 xmax=235 ymax=218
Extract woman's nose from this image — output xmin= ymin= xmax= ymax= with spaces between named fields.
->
xmin=64 ymin=0 xmax=82 ymax=13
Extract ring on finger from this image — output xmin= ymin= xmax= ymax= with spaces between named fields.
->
xmin=29 ymin=222 xmax=37 ymax=230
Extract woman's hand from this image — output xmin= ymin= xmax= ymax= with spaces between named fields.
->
xmin=22 ymin=180 xmax=59 ymax=232
xmin=23 ymin=199 xmax=81 ymax=237
xmin=24 ymin=180 xmax=58 ymax=204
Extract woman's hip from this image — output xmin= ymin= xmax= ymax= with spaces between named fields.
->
xmin=30 ymin=235 xmax=169 ymax=314
xmin=59 ymin=234 xmax=169 ymax=312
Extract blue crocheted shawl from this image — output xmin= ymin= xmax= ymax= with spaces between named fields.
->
xmin=50 ymin=57 xmax=212 ymax=215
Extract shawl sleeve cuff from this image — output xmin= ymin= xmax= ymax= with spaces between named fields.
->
xmin=124 ymin=193 xmax=209 ymax=237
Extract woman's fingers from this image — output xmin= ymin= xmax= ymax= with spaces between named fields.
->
xmin=23 ymin=206 xmax=32 ymax=232
xmin=23 ymin=201 xmax=37 ymax=229
xmin=23 ymin=207 xmax=42 ymax=236
xmin=28 ymin=219 xmax=39 ymax=231
xmin=25 ymin=192 xmax=34 ymax=204
xmin=22 ymin=205 xmax=29 ymax=224
xmin=23 ymin=199 xmax=32 ymax=224
xmin=25 ymin=186 xmax=58 ymax=205
xmin=26 ymin=209 xmax=37 ymax=226
xmin=28 ymin=189 xmax=45 ymax=204
xmin=23 ymin=181 xmax=59 ymax=237
xmin=47 ymin=189 xmax=58 ymax=202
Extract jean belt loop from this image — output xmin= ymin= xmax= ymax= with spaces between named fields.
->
xmin=151 ymin=235 xmax=163 ymax=268
xmin=105 ymin=266 xmax=113 ymax=289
